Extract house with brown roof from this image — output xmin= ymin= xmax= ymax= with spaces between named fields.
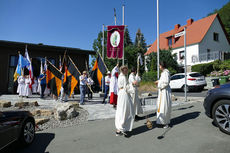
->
xmin=145 ymin=14 xmax=230 ymax=71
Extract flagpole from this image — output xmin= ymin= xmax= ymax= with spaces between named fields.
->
xmin=122 ymin=4 xmax=125 ymax=66
xmin=157 ymin=0 xmax=160 ymax=79
xmin=46 ymin=59 xmax=63 ymax=74
xmin=68 ymin=56 xmax=94 ymax=94
xmin=102 ymin=24 xmax=105 ymax=93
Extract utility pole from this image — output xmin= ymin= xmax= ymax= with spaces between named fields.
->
xmin=122 ymin=4 xmax=125 ymax=66
xmin=157 ymin=0 xmax=160 ymax=79
xmin=184 ymin=27 xmax=187 ymax=102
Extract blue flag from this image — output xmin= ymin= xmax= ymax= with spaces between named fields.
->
xmin=16 ymin=54 xmax=30 ymax=75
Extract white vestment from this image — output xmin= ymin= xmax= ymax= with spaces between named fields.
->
xmin=129 ymin=73 xmax=143 ymax=115
xmin=109 ymin=66 xmax=119 ymax=96
xmin=32 ymin=79 xmax=38 ymax=93
xmin=115 ymin=73 xmax=135 ymax=132
xmin=156 ymin=69 xmax=172 ymax=125
xmin=37 ymin=79 xmax=41 ymax=94
xmin=24 ymin=78 xmax=32 ymax=97
xmin=17 ymin=76 xmax=25 ymax=96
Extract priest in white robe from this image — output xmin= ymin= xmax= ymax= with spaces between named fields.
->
xmin=17 ymin=75 xmax=26 ymax=97
xmin=129 ymin=68 xmax=143 ymax=120
xmin=155 ymin=61 xmax=172 ymax=128
xmin=115 ymin=66 xmax=135 ymax=137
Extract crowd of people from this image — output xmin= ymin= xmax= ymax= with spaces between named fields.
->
xmin=106 ymin=62 xmax=172 ymax=137
xmin=16 ymin=61 xmax=172 ymax=138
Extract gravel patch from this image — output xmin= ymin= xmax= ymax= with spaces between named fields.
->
xmin=0 ymin=106 xmax=89 ymax=131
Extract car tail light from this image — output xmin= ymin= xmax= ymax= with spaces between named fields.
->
xmin=188 ymin=78 xmax=196 ymax=81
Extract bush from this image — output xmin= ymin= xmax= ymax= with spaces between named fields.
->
xmin=142 ymin=71 xmax=157 ymax=82
xmin=191 ymin=62 xmax=214 ymax=76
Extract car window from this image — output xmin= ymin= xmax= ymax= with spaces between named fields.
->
xmin=171 ymin=75 xmax=178 ymax=80
xmin=189 ymin=73 xmax=202 ymax=77
xmin=178 ymin=75 xmax=185 ymax=79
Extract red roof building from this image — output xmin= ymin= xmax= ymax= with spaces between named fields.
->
xmin=145 ymin=14 xmax=230 ymax=68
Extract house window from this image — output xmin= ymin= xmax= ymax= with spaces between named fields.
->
xmin=179 ymin=51 xmax=185 ymax=60
xmin=213 ymin=32 xmax=219 ymax=41
xmin=207 ymin=49 xmax=211 ymax=60
xmin=168 ymin=37 xmax=172 ymax=47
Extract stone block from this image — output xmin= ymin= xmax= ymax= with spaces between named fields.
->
xmin=0 ymin=100 xmax=11 ymax=108
xmin=35 ymin=118 xmax=50 ymax=125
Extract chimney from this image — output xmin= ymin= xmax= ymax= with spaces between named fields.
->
xmin=174 ymin=24 xmax=180 ymax=31
xmin=187 ymin=18 xmax=194 ymax=26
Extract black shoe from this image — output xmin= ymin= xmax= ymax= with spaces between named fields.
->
xmin=116 ymin=131 xmax=123 ymax=136
xmin=122 ymin=131 xmax=129 ymax=138
xmin=135 ymin=115 xmax=142 ymax=121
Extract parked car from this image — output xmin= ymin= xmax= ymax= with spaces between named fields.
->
xmin=170 ymin=72 xmax=207 ymax=92
xmin=0 ymin=111 xmax=35 ymax=150
xmin=203 ymin=83 xmax=230 ymax=135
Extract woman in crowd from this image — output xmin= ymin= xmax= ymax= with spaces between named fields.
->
xmin=115 ymin=66 xmax=135 ymax=137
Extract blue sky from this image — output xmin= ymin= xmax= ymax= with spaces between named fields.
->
xmin=0 ymin=0 xmax=229 ymax=51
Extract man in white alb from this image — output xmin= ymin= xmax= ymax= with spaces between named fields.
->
xmin=129 ymin=67 xmax=143 ymax=120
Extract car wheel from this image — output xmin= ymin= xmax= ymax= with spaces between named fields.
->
xmin=212 ymin=100 xmax=230 ymax=135
xmin=182 ymin=85 xmax=189 ymax=92
xmin=20 ymin=119 xmax=35 ymax=145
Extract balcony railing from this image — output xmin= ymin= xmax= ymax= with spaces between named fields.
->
xmin=199 ymin=51 xmax=220 ymax=62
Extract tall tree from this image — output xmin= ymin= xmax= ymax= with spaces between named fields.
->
xmin=124 ymin=28 xmax=133 ymax=47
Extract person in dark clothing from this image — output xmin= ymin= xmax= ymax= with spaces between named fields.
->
xmin=39 ymin=70 xmax=46 ymax=98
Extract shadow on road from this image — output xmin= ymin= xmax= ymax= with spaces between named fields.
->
xmin=170 ymin=111 xmax=201 ymax=127
xmin=130 ymin=111 xmax=200 ymax=138
xmin=172 ymin=105 xmax=194 ymax=111
xmin=0 ymin=133 xmax=55 ymax=153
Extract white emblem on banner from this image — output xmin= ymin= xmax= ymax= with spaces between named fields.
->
xmin=110 ymin=31 xmax=120 ymax=47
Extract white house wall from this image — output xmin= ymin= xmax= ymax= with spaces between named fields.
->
xmin=199 ymin=17 xmax=230 ymax=57
xmin=172 ymin=44 xmax=199 ymax=66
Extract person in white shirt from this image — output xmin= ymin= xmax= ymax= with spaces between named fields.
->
xmin=155 ymin=61 xmax=172 ymax=129
xmin=102 ymin=71 xmax=111 ymax=104
xmin=129 ymin=68 xmax=143 ymax=120
xmin=17 ymin=75 xmax=26 ymax=97
xmin=32 ymin=77 xmax=38 ymax=94
xmin=115 ymin=66 xmax=135 ymax=137
xmin=24 ymin=75 xmax=32 ymax=98
xmin=79 ymin=71 xmax=88 ymax=105
xmin=87 ymin=77 xmax=94 ymax=100
xmin=109 ymin=65 xmax=119 ymax=108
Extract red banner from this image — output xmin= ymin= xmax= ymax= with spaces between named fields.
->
xmin=107 ymin=25 xmax=125 ymax=59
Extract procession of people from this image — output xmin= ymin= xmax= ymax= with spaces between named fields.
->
xmin=15 ymin=53 xmax=172 ymax=138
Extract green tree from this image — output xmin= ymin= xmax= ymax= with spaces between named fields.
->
xmin=142 ymin=49 xmax=178 ymax=81
xmin=124 ymin=28 xmax=133 ymax=47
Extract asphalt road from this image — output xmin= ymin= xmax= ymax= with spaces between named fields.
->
xmin=4 ymin=101 xmax=230 ymax=153
xmin=172 ymin=89 xmax=208 ymax=97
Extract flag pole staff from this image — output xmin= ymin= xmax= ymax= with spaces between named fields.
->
xmin=46 ymin=59 xmax=63 ymax=74
xmin=68 ymin=56 xmax=94 ymax=94
xmin=122 ymin=4 xmax=125 ymax=66
xmin=61 ymin=50 xmax=67 ymax=67
xmin=102 ymin=24 xmax=105 ymax=93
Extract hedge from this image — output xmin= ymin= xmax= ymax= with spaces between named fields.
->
xmin=191 ymin=62 xmax=214 ymax=76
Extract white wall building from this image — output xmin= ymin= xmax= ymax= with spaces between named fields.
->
xmin=145 ymin=13 xmax=230 ymax=72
